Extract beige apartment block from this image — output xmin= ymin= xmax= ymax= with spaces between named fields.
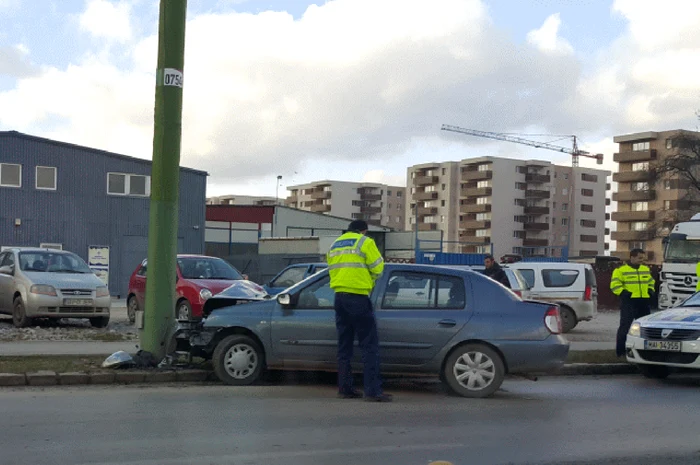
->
xmin=286 ymin=180 xmax=406 ymax=230
xmin=611 ymin=129 xmax=700 ymax=263
xmin=407 ymin=157 xmax=610 ymax=258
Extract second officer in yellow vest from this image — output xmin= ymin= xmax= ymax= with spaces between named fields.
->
xmin=610 ymin=248 xmax=655 ymax=357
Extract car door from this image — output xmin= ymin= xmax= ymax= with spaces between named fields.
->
xmin=270 ymin=274 xmax=338 ymax=363
xmin=374 ymin=270 xmax=471 ymax=366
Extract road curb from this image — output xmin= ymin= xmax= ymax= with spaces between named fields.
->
xmin=0 ymin=363 xmax=640 ymax=387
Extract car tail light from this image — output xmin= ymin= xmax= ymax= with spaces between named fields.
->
xmin=544 ymin=306 xmax=562 ymax=334
xmin=513 ymin=290 xmax=522 ymax=298
xmin=584 ymin=285 xmax=592 ymax=301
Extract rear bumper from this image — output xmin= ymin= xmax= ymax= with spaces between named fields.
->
xmin=626 ymin=335 xmax=700 ymax=369
xmin=496 ymin=336 xmax=570 ymax=373
xmin=25 ymin=294 xmax=112 ymax=318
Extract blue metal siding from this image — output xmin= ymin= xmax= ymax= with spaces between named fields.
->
xmin=0 ymin=133 xmax=207 ymax=297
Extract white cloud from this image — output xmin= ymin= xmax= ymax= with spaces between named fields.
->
xmin=79 ymin=0 xmax=133 ymax=42
xmin=0 ymin=44 xmax=37 ymax=78
xmin=3 ymin=0 xmax=700 ymax=196
xmin=526 ymin=13 xmax=573 ymax=55
xmin=362 ymin=169 xmax=405 ymax=187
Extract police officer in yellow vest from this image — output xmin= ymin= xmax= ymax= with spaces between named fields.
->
xmin=610 ymin=248 xmax=655 ymax=357
xmin=327 ymin=220 xmax=391 ymax=402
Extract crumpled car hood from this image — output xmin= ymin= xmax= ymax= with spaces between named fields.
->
xmin=203 ymin=280 xmax=270 ymax=317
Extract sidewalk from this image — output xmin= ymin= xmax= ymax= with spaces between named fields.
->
xmin=0 ymin=340 xmax=615 ymax=357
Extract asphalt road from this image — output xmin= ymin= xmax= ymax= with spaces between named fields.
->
xmin=1 ymin=375 xmax=699 ymax=465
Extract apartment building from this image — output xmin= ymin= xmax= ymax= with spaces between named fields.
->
xmin=286 ymin=180 xmax=406 ymax=230
xmin=407 ymin=157 xmax=610 ymax=258
xmin=406 ymin=162 xmax=462 ymax=250
xmin=611 ymin=129 xmax=700 ymax=263
xmin=207 ymin=195 xmax=279 ymax=206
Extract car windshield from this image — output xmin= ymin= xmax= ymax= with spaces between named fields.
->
xmin=177 ymin=257 xmax=243 ymax=280
xmin=664 ymin=238 xmax=700 ymax=263
xmin=679 ymin=292 xmax=700 ymax=307
xmin=19 ymin=251 xmax=92 ymax=273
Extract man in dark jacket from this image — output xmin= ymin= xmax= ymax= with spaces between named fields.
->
xmin=483 ymin=255 xmax=510 ymax=287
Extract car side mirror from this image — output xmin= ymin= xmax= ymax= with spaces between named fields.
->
xmin=242 ymin=274 xmax=249 ymax=280
xmin=277 ymin=293 xmax=292 ymax=307
xmin=0 ymin=265 xmax=14 ymax=275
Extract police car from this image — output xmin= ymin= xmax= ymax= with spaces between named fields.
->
xmin=626 ymin=292 xmax=700 ymax=379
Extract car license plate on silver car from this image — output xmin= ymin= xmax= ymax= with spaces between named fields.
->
xmin=64 ymin=299 xmax=93 ymax=306
xmin=644 ymin=340 xmax=681 ymax=352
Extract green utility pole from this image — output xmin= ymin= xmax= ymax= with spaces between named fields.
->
xmin=140 ymin=0 xmax=188 ymax=360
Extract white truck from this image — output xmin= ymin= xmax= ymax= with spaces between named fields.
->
xmin=658 ymin=213 xmax=700 ymax=309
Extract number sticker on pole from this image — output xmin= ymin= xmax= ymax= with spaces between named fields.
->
xmin=162 ymin=68 xmax=183 ymax=88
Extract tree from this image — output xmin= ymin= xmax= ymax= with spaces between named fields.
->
xmin=648 ymin=131 xmax=700 ymax=236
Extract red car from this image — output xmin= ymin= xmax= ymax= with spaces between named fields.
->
xmin=127 ymin=254 xmax=255 ymax=321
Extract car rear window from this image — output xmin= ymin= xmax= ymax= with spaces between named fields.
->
xmin=518 ymin=269 xmax=535 ymax=288
xmin=542 ymin=269 xmax=580 ymax=288
xmin=585 ymin=267 xmax=597 ymax=289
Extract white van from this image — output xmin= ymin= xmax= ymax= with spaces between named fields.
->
xmin=504 ymin=262 xmax=598 ymax=333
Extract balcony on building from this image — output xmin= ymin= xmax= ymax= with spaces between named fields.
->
xmin=460 ymin=234 xmax=490 ymax=244
xmin=613 ymin=149 xmax=657 ymax=163
xmin=460 ymin=203 xmax=491 ymax=214
xmin=524 ymin=222 xmax=550 ymax=231
xmin=612 ymin=190 xmax=656 ymax=202
xmin=460 ymin=220 xmax=491 ymax=230
xmin=417 ymin=206 xmax=438 ymax=216
xmin=525 ymin=190 xmax=551 ymax=199
xmin=525 ymin=173 xmax=551 ymax=183
xmin=310 ymin=203 xmax=331 ymax=213
xmin=418 ymin=223 xmax=438 ymax=231
xmin=414 ymin=175 xmax=440 ymax=186
xmin=612 ymin=170 xmax=654 ymax=183
xmin=414 ymin=191 xmax=439 ymax=201
xmin=461 ymin=186 xmax=492 ymax=197
xmin=310 ymin=190 xmax=331 ymax=200
xmin=612 ymin=250 xmax=655 ymax=262
xmin=360 ymin=193 xmax=382 ymax=202
xmin=523 ymin=239 xmax=549 ymax=247
xmin=360 ymin=206 xmax=382 ymax=214
xmin=524 ymin=206 xmax=550 ymax=215
xmin=611 ymin=211 xmax=655 ymax=222
xmin=610 ymin=230 xmax=655 ymax=241
xmin=461 ymin=169 xmax=493 ymax=182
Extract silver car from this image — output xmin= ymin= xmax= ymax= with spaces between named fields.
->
xmin=0 ymin=248 xmax=111 ymax=328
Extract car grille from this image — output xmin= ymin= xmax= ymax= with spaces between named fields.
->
xmin=58 ymin=307 xmax=97 ymax=314
xmin=60 ymin=289 xmax=93 ymax=296
xmin=641 ymin=328 xmax=700 ymax=341
xmin=637 ymin=350 xmax=699 ymax=364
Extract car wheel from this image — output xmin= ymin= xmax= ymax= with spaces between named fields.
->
xmin=12 ymin=297 xmax=32 ymax=328
xmin=559 ymin=306 xmax=577 ymax=333
xmin=443 ymin=343 xmax=505 ymax=398
xmin=176 ymin=300 xmax=192 ymax=320
xmin=638 ymin=364 xmax=670 ymax=379
xmin=127 ymin=296 xmax=138 ymax=324
xmin=90 ymin=316 xmax=110 ymax=328
xmin=213 ymin=335 xmax=265 ymax=386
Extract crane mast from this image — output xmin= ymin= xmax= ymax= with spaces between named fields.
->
xmin=440 ymin=124 xmax=603 ymax=167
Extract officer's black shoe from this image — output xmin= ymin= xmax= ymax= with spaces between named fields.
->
xmin=338 ymin=391 xmax=363 ymax=399
xmin=364 ymin=393 xmax=393 ymax=403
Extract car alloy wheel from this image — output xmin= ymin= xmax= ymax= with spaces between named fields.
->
xmin=176 ymin=301 xmax=192 ymax=320
xmin=223 ymin=343 xmax=258 ymax=380
xmin=443 ymin=343 xmax=505 ymax=398
xmin=127 ymin=297 xmax=138 ymax=324
xmin=213 ymin=335 xmax=265 ymax=386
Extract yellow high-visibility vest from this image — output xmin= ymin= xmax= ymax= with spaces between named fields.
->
xmin=610 ymin=263 xmax=655 ymax=298
xmin=327 ymin=232 xmax=384 ymax=296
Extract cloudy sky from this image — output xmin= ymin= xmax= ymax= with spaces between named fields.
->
xmin=1 ymin=0 xmax=699 ymax=197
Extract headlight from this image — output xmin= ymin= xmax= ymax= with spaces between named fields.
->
xmin=629 ymin=322 xmax=641 ymax=337
xmin=200 ymin=288 xmax=213 ymax=301
xmin=30 ymin=284 xmax=57 ymax=296
xmin=96 ymin=286 xmax=110 ymax=298
xmin=659 ymin=293 xmax=668 ymax=302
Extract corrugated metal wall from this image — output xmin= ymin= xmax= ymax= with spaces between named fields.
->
xmin=0 ymin=132 xmax=206 ymax=297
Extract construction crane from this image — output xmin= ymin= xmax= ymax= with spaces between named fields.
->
xmin=441 ymin=124 xmax=603 ymax=167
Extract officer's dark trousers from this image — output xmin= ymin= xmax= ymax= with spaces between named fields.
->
xmin=616 ymin=297 xmax=651 ymax=357
xmin=334 ymin=292 xmax=383 ymax=397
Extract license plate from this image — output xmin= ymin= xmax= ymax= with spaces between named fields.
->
xmin=644 ymin=340 xmax=681 ymax=352
xmin=64 ymin=299 xmax=93 ymax=306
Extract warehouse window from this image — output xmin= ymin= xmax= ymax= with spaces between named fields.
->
xmin=36 ymin=166 xmax=57 ymax=190
xmin=0 ymin=163 xmax=21 ymax=187
xmin=107 ymin=173 xmax=151 ymax=197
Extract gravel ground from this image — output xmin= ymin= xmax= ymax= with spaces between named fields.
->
xmin=0 ymin=304 xmax=138 ymax=342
